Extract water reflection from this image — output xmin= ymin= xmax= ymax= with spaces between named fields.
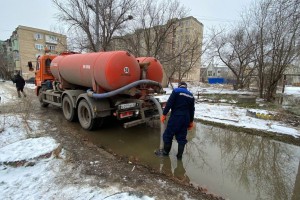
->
xmin=187 ymin=124 xmax=300 ymax=200
xmin=293 ymin=160 xmax=300 ymax=200
xmin=79 ymin=120 xmax=300 ymax=200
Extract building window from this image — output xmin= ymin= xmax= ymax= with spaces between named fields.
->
xmin=35 ymin=44 xmax=44 ymax=51
xmin=48 ymin=45 xmax=56 ymax=51
xmin=34 ymin=33 xmax=43 ymax=40
xmin=208 ymin=70 xmax=212 ymax=76
xmin=186 ymin=20 xmax=190 ymax=26
xmin=45 ymin=35 xmax=58 ymax=44
xmin=50 ymin=36 xmax=57 ymax=41
xmin=13 ymin=51 xmax=19 ymax=61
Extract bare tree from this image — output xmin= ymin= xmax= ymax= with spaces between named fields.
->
xmin=114 ymin=0 xmax=207 ymax=85
xmin=211 ymin=25 xmax=256 ymax=90
xmin=248 ymin=0 xmax=300 ymax=100
xmin=52 ymin=0 xmax=136 ymax=52
xmin=162 ymin=26 xmax=203 ymax=84
xmin=128 ymin=0 xmax=188 ymax=57
xmin=0 ymin=45 xmax=13 ymax=79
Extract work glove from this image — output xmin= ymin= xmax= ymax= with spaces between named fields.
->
xmin=160 ymin=115 xmax=167 ymax=123
xmin=187 ymin=122 xmax=194 ymax=130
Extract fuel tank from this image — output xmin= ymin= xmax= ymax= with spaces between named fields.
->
xmin=136 ymin=57 xmax=163 ymax=83
xmin=51 ymin=51 xmax=141 ymax=91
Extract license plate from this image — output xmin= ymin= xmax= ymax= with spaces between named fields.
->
xmin=119 ymin=103 xmax=136 ymax=110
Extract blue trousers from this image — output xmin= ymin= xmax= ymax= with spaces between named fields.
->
xmin=163 ymin=114 xmax=189 ymax=145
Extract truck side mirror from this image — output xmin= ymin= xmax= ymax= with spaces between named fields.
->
xmin=28 ymin=61 xmax=34 ymax=71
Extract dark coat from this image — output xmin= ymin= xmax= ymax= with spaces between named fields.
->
xmin=163 ymin=87 xmax=195 ymax=122
xmin=12 ymin=74 xmax=25 ymax=88
xmin=162 ymin=87 xmax=195 ymax=145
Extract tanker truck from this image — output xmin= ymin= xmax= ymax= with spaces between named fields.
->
xmin=30 ymin=51 xmax=165 ymax=130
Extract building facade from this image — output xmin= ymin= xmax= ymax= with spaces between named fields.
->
xmin=200 ymin=62 xmax=234 ymax=84
xmin=111 ymin=16 xmax=203 ymax=85
xmin=9 ymin=26 xmax=67 ymax=79
xmin=0 ymin=40 xmax=14 ymax=78
xmin=168 ymin=16 xmax=203 ymax=83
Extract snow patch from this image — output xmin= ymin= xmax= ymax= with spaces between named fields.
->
xmin=0 ymin=137 xmax=59 ymax=163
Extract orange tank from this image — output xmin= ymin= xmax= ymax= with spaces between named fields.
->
xmin=136 ymin=57 xmax=163 ymax=83
xmin=50 ymin=51 xmax=141 ymax=91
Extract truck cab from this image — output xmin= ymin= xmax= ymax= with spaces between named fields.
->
xmin=30 ymin=55 xmax=56 ymax=96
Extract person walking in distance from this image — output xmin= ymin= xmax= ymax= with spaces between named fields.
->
xmin=159 ymin=81 xmax=195 ymax=159
xmin=12 ymin=72 xmax=26 ymax=98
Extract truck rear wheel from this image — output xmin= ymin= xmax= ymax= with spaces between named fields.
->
xmin=38 ymin=88 xmax=49 ymax=107
xmin=62 ymin=95 xmax=77 ymax=122
xmin=78 ymin=99 xmax=96 ymax=130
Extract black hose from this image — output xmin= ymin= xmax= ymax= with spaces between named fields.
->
xmin=87 ymin=79 xmax=162 ymax=99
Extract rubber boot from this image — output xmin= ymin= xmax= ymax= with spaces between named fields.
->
xmin=163 ymin=143 xmax=172 ymax=156
xmin=154 ymin=143 xmax=172 ymax=157
xmin=176 ymin=144 xmax=185 ymax=160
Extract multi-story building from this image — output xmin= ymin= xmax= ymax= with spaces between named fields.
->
xmin=111 ymin=16 xmax=203 ymax=85
xmin=0 ymin=40 xmax=14 ymax=78
xmin=167 ymin=16 xmax=203 ymax=83
xmin=8 ymin=26 xmax=67 ymax=79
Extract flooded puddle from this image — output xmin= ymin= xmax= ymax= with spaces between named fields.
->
xmin=83 ymin=121 xmax=300 ymax=200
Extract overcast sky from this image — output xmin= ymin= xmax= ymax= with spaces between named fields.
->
xmin=0 ymin=0 xmax=253 ymax=40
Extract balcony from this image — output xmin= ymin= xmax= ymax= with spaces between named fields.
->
xmin=45 ymin=35 xmax=58 ymax=44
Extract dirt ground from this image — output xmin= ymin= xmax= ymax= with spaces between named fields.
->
xmin=0 ymin=84 xmax=222 ymax=200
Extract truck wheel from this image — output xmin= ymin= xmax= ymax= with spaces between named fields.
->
xmin=62 ymin=95 xmax=77 ymax=122
xmin=78 ymin=99 xmax=96 ymax=130
xmin=38 ymin=89 xmax=49 ymax=107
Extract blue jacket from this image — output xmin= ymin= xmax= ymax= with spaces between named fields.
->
xmin=163 ymin=87 xmax=195 ymax=122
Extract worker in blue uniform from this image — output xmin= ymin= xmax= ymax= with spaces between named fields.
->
xmin=159 ymin=81 xmax=195 ymax=159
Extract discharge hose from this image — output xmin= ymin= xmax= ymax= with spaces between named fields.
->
xmin=87 ymin=79 xmax=165 ymax=153
xmin=87 ymin=79 xmax=162 ymax=99
xmin=149 ymin=96 xmax=165 ymax=150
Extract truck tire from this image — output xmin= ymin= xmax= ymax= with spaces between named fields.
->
xmin=62 ymin=95 xmax=77 ymax=122
xmin=38 ymin=88 xmax=49 ymax=107
xmin=78 ymin=99 xmax=96 ymax=130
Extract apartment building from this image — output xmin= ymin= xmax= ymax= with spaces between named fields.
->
xmin=9 ymin=26 xmax=67 ymax=79
xmin=0 ymin=40 xmax=14 ymax=78
xmin=167 ymin=16 xmax=203 ymax=83
xmin=111 ymin=16 xmax=203 ymax=84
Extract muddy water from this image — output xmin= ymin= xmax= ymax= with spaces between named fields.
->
xmin=82 ymin=121 xmax=300 ymax=200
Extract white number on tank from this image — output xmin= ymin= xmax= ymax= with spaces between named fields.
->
xmin=124 ymin=67 xmax=129 ymax=74
xmin=83 ymin=65 xmax=90 ymax=69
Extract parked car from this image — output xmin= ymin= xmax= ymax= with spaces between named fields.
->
xmin=26 ymin=77 xmax=35 ymax=84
